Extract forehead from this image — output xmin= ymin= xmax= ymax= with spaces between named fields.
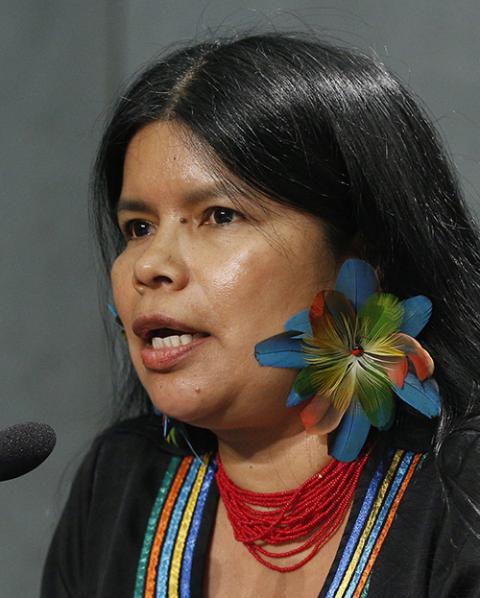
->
xmin=120 ymin=121 xmax=276 ymax=217
xmin=122 ymin=121 xmax=216 ymax=197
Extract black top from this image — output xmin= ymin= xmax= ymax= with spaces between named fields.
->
xmin=41 ymin=414 xmax=480 ymax=597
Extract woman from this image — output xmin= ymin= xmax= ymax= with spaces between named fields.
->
xmin=41 ymin=32 xmax=480 ymax=597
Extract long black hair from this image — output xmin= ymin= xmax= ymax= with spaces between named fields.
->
xmin=91 ymin=31 xmax=480 ymax=532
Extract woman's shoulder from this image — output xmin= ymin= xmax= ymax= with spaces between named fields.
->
xmin=366 ymin=417 xmax=480 ymax=553
xmin=73 ymin=414 xmax=192 ymax=492
xmin=412 ymin=417 xmax=480 ymax=516
xmin=434 ymin=419 xmax=480 ymax=534
xmin=41 ymin=415 xmax=198 ymax=597
xmin=377 ymin=409 xmax=480 ymax=497
xmin=411 ymin=422 xmax=480 ymax=532
xmin=359 ymin=424 xmax=480 ymax=596
xmin=416 ymin=424 xmax=480 ymax=596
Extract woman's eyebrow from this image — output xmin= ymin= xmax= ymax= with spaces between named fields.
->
xmin=116 ymin=198 xmax=152 ymax=214
xmin=116 ymin=183 xmax=239 ymax=215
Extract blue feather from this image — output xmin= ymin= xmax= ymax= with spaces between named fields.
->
xmin=152 ymin=408 xmax=173 ymax=437
xmin=255 ymin=333 xmax=307 ymax=368
xmin=335 ymin=259 xmax=378 ymax=311
xmin=291 ymin=332 xmax=306 ymax=339
xmin=107 ymin=303 xmax=118 ymax=318
xmin=393 ymin=373 xmax=441 ymax=418
xmin=329 ymin=399 xmax=371 ymax=462
xmin=286 ymin=387 xmax=315 ymax=407
xmin=284 ymin=309 xmax=312 ymax=335
xmin=107 ymin=302 xmax=124 ymax=328
xmin=399 ymin=295 xmax=432 ymax=337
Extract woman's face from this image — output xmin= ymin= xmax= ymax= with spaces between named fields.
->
xmin=112 ymin=121 xmax=339 ymax=435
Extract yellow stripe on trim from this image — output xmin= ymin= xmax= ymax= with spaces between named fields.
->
xmin=168 ymin=458 xmax=210 ymax=596
xmin=335 ymin=450 xmax=403 ymax=596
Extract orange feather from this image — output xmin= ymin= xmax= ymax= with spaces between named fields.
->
xmin=309 ymin=291 xmax=325 ymax=324
xmin=384 ymin=357 xmax=409 ymax=388
xmin=395 ymin=333 xmax=434 ymax=381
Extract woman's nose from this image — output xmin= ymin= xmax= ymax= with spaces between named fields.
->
xmin=132 ymin=230 xmax=189 ymax=293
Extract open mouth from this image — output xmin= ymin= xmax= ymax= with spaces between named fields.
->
xmin=147 ymin=328 xmax=210 ymax=349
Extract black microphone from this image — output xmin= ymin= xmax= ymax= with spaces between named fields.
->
xmin=0 ymin=423 xmax=56 ymax=481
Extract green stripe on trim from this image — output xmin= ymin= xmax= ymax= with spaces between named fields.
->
xmin=134 ymin=456 xmax=182 ymax=597
xmin=360 ymin=574 xmax=371 ymax=597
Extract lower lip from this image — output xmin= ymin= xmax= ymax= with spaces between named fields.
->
xmin=141 ymin=335 xmax=210 ymax=371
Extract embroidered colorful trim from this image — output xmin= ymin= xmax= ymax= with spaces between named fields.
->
xmin=324 ymin=448 xmax=425 ymax=597
xmin=134 ymin=448 xmax=424 ymax=597
xmin=134 ymin=454 xmax=216 ymax=598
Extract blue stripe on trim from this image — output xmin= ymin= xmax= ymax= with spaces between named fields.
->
xmin=324 ymin=450 xmax=392 ymax=598
xmin=344 ymin=452 xmax=414 ymax=598
xmin=155 ymin=458 xmax=201 ymax=598
xmin=179 ymin=459 xmax=216 ymax=597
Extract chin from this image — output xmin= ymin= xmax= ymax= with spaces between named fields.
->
xmin=135 ymin=349 xmax=240 ymax=423
xmin=145 ymin=381 xmax=225 ymax=427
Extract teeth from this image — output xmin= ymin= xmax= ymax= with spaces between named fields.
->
xmin=151 ymin=333 xmax=203 ymax=349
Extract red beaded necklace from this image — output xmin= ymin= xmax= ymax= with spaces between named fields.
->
xmin=215 ymin=443 xmax=372 ymax=573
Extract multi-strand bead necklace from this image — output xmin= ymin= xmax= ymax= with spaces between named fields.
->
xmin=215 ymin=443 xmax=372 ymax=572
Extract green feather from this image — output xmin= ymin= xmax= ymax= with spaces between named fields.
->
xmin=355 ymin=357 xmax=395 ymax=428
xmin=359 ymin=293 xmax=404 ymax=343
xmin=293 ymin=365 xmax=321 ymax=397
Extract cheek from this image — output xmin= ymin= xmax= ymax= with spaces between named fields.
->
xmin=111 ymin=254 xmax=133 ymax=318
xmin=196 ymin=244 xmax=305 ymax=356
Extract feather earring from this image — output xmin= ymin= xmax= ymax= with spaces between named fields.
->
xmin=107 ymin=303 xmax=125 ymax=337
xmin=255 ymin=258 xmax=441 ymax=462
xmin=153 ymin=409 xmax=206 ymax=463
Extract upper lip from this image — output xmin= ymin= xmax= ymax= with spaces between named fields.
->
xmin=132 ymin=313 xmax=209 ymax=342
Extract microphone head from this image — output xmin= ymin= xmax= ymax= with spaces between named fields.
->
xmin=0 ymin=422 xmax=56 ymax=481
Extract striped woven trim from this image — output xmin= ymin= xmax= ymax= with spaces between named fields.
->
xmin=134 ymin=453 xmax=216 ymax=598
xmin=325 ymin=448 xmax=425 ymax=598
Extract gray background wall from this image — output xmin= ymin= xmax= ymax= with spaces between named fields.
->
xmin=1 ymin=1 xmax=479 ymax=595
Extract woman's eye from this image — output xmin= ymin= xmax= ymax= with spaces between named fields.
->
xmin=119 ymin=208 xmax=242 ymax=241
xmin=122 ymin=220 xmax=153 ymax=239
xmin=205 ymin=206 xmax=243 ymax=225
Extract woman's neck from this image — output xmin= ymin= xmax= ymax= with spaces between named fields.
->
xmin=214 ymin=425 xmax=333 ymax=493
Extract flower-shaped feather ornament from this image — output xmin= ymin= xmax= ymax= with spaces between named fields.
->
xmin=254 ymin=259 xmax=441 ymax=462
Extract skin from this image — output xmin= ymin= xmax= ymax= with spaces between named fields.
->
xmin=112 ymin=120 xmax=348 ymax=492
